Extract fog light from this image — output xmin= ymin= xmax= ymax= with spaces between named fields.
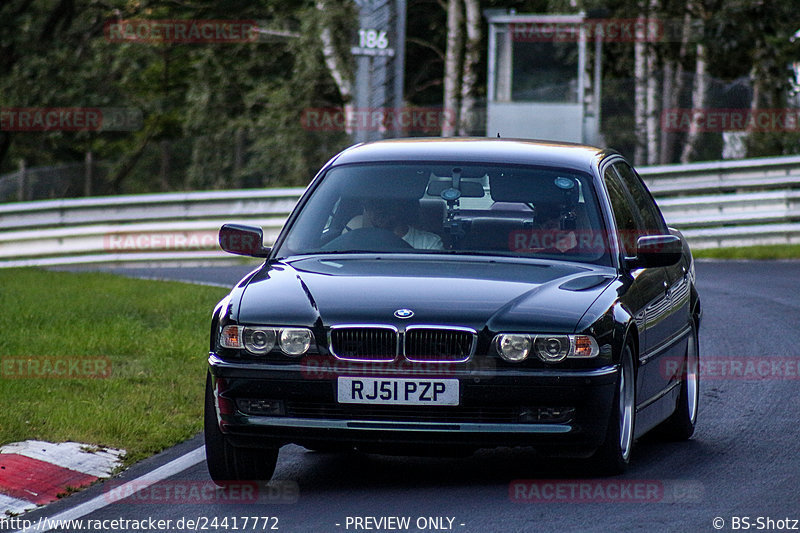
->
xmin=496 ymin=334 xmax=531 ymax=362
xmin=220 ymin=325 xmax=242 ymax=349
xmin=279 ymin=328 xmax=312 ymax=356
xmin=236 ymin=398 xmax=285 ymax=416
xmin=244 ymin=327 xmax=276 ymax=355
xmin=519 ymin=407 xmax=575 ymax=423
xmin=534 ymin=335 xmax=570 ymax=363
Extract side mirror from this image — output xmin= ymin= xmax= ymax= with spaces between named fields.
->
xmin=626 ymin=234 xmax=682 ymax=269
xmin=218 ymin=224 xmax=271 ymax=258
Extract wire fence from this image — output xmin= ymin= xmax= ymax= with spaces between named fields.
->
xmin=0 ymin=160 xmax=113 ymax=203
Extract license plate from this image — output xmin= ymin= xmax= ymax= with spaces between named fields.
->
xmin=337 ymin=377 xmax=459 ymax=406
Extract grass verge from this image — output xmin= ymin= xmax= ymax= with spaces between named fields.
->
xmin=0 ymin=268 xmax=228 ymax=465
xmin=693 ymin=244 xmax=800 ymax=260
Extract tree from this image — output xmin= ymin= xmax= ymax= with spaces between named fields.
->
xmin=441 ymin=0 xmax=483 ymax=136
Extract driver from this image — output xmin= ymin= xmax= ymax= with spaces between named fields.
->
xmin=347 ymin=198 xmax=443 ymax=250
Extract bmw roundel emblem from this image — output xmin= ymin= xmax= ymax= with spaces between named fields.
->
xmin=394 ymin=308 xmax=414 ymax=319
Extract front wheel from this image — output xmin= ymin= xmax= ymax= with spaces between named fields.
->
xmin=590 ymin=344 xmax=635 ymax=474
xmin=204 ymin=373 xmax=279 ymax=485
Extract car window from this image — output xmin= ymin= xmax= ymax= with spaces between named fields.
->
xmin=603 ymin=165 xmax=641 ymax=257
xmin=611 ymin=162 xmax=667 ymax=235
xmin=275 ymin=163 xmax=612 ymax=266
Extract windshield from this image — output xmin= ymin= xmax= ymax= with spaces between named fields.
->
xmin=275 ymin=162 xmax=612 ymax=266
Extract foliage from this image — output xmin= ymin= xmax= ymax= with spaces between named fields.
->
xmin=0 ymin=0 xmax=353 ymax=192
xmin=1 ymin=0 xmax=798 ymax=196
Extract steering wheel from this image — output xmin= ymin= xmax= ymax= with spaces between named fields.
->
xmin=321 ymin=227 xmax=413 ymax=252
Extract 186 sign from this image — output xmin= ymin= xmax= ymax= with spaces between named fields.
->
xmin=357 ymin=28 xmax=389 ymax=49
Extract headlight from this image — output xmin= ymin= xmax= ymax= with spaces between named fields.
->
xmin=534 ymin=335 xmax=570 ymax=362
xmin=243 ymin=327 xmax=276 ymax=355
xmin=220 ymin=325 xmax=314 ymax=356
xmin=496 ymin=334 xmax=532 ymax=362
xmin=279 ymin=328 xmax=312 ymax=356
xmin=493 ymin=333 xmax=599 ymax=363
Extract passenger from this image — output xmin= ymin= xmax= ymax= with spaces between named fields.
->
xmin=347 ymin=198 xmax=443 ymax=250
xmin=535 ymin=203 xmax=578 ymax=253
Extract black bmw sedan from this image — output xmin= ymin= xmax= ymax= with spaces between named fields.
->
xmin=205 ymin=138 xmax=701 ymax=482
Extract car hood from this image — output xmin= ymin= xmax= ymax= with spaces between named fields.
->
xmin=236 ymin=256 xmax=615 ymax=333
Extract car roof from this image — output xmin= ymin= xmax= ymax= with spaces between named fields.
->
xmin=328 ymin=137 xmax=618 ymax=174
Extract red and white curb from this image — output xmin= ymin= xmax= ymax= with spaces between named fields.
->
xmin=0 ymin=441 xmax=124 ymax=516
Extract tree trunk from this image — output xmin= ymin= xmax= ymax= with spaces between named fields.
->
xmin=634 ymin=38 xmax=647 ymax=165
xmin=659 ymin=61 xmax=674 ymax=163
xmin=442 ymin=0 xmax=463 ymax=137
xmin=17 ymin=159 xmax=27 ymax=202
xmin=457 ymin=0 xmax=480 ymax=136
xmin=659 ymin=10 xmax=692 ymax=164
xmin=645 ymin=43 xmax=659 ymax=165
xmin=316 ymin=0 xmax=352 ymax=103
xmin=633 ymin=0 xmax=648 ymax=165
xmin=644 ymin=0 xmax=660 ymax=165
xmin=316 ymin=0 xmax=354 ymax=135
xmin=680 ymin=41 xmax=707 ymax=163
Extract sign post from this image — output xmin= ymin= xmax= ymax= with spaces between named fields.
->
xmin=351 ymin=0 xmax=406 ymax=142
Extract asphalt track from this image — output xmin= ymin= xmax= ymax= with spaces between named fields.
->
xmin=5 ymin=260 xmax=800 ymax=533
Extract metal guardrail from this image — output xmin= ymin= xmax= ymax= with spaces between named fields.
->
xmin=638 ymin=154 xmax=800 ymax=249
xmin=638 ymin=154 xmax=800 ymax=195
xmin=0 ymin=189 xmax=304 ymax=267
xmin=2 ymin=154 xmax=800 ymax=267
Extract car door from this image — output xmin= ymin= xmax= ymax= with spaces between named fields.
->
xmin=614 ymin=160 xmax=692 ymax=364
xmin=602 ymin=161 xmax=674 ymax=406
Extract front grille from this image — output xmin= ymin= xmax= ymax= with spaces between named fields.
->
xmin=405 ymin=327 xmax=476 ymax=362
xmin=284 ymin=401 xmax=573 ymax=424
xmin=329 ymin=325 xmax=478 ymax=363
xmin=329 ymin=326 xmax=397 ymax=361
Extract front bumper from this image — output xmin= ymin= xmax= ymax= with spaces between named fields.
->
xmin=208 ymin=353 xmax=619 ymax=456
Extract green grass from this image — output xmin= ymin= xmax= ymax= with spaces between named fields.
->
xmin=0 ymin=268 xmax=228 ymax=465
xmin=693 ymin=244 xmax=800 ymax=260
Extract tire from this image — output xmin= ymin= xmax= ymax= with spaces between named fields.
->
xmin=204 ymin=373 xmax=279 ymax=485
xmin=590 ymin=343 xmax=636 ymax=474
xmin=657 ymin=321 xmax=699 ymax=440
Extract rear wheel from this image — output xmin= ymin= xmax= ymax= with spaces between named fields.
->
xmin=204 ymin=373 xmax=279 ymax=485
xmin=590 ymin=343 xmax=635 ymax=474
xmin=657 ymin=321 xmax=699 ymax=440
